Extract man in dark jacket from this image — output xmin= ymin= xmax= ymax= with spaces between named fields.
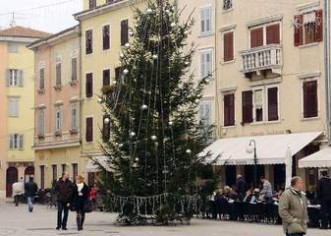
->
xmin=235 ymin=175 xmax=247 ymax=202
xmin=55 ymin=172 xmax=75 ymax=230
xmin=317 ymin=171 xmax=331 ymax=229
xmin=24 ymin=176 xmax=38 ymax=212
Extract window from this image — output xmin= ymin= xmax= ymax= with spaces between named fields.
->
xmin=224 ymin=94 xmax=235 ymax=126
xmin=71 ymin=58 xmax=77 ymax=82
xmin=121 ymin=19 xmax=129 ymax=46
xmin=85 ymin=30 xmax=93 ymax=54
xmin=7 ymin=69 xmax=23 ymax=87
xmin=103 ymin=69 xmax=110 ymax=86
xmin=250 ymin=23 xmax=280 ymax=48
xmin=199 ymin=102 xmax=212 ymax=126
xmin=89 ymin=0 xmax=96 ymax=9
xmin=200 ymin=50 xmax=212 ymax=79
xmin=103 ymin=25 xmax=110 ymax=50
xmin=303 ymin=80 xmax=318 ymax=118
xmin=72 ymin=163 xmax=78 ymax=180
xmin=86 ymin=73 xmax=93 ymax=98
xmin=52 ymin=165 xmax=57 ymax=182
xmin=115 ymin=67 xmax=123 ymax=83
xmin=86 ymin=117 xmax=93 ymax=142
xmin=61 ymin=164 xmax=66 ymax=174
xmin=9 ymin=134 xmax=23 ymax=150
xmin=56 ymin=63 xmax=61 ymax=86
xmin=40 ymin=165 xmax=45 ymax=189
xmin=8 ymin=43 xmax=18 ymax=53
xmin=223 ymin=31 xmax=234 ymax=62
xmin=8 ymin=97 xmax=19 ymax=117
xmin=200 ymin=7 xmax=212 ymax=35
xmin=39 ymin=68 xmax=45 ymax=90
xmin=103 ymin=115 xmax=111 ymax=142
xmin=241 ymin=87 xmax=279 ymax=123
xmin=294 ymin=10 xmax=323 ymax=46
xmin=223 ymin=0 xmax=232 ymax=11
xmin=71 ymin=106 xmax=78 ymax=131
xmin=55 ymin=107 xmax=62 ymax=132
xmin=38 ymin=109 xmax=45 ymax=136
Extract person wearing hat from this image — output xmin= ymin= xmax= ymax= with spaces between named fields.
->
xmin=73 ymin=175 xmax=89 ymax=231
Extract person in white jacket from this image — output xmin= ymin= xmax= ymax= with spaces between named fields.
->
xmin=12 ymin=177 xmax=25 ymax=206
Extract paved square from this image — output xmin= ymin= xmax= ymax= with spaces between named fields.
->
xmin=0 ymin=201 xmax=330 ymax=236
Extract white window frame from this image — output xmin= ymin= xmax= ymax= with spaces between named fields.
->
xmin=8 ymin=69 xmax=23 ymax=87
xmin=8 ymin=97 xmax=19 ymax=117
xmin=9 ymin=133 xmax=23 ymax=150
xmin=249 ymin=21 xmax=282 ymax=48
xmin=55 ymin=107 xmax=62 ymax=132
xmin=199 ymin=100 xmax=213 ymax=126
xmin=200 ymin=48 xmax=213 ymax=80
xmin=200 ymin=6 xmax=213 ymax=36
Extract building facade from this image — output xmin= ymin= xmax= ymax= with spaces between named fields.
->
xmin=0 ymin=26 xmax=49 ymax=198
xmin=28 ymin=26 xmax=81 ymax=188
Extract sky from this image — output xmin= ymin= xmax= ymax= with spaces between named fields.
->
xmin=0 ymin=0 xmax=82 ymax=33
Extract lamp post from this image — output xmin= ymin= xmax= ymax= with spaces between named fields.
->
xmin=246 ymin=139 xmax=258 ymax=187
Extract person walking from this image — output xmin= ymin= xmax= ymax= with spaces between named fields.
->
xmin=55 ymin=172 xmax=75 ymax=230
xmin=12 ymin=177 xmax=25 ymax=206
xmin=24 ymin=176 xmax=38 ymax=212
xmin=278 ymin=176 xmax=308 ymax=236
xmin=317 ymin=170 xmax=331 ymax=229
xmin=74 ymin=175 xmax=89 ymax=231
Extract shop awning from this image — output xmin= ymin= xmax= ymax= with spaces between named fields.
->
xmin=299 ymin=147 xmax=331 ymax=168
xmin=202 ymin=132 xmax=322 ymax=165
xmin=85 ymin=156 xmax=111 ymax=172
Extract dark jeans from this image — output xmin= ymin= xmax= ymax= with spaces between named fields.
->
xmin=57 ymin=201 xmax=69 ymax=229
xmin=286 ymin=233 xmax=304 ymax=236
xmin=320 ymin=199 xmax=331 ymax=228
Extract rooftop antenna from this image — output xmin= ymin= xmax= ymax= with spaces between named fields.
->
xmin=10 ymin=12 xmax=16 ymax=27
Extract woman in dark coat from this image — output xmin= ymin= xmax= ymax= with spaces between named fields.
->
xmin=74 ymin=175 xmax=89 ymax=231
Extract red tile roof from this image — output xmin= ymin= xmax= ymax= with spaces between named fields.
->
xmin=0 ymin=26 xmax=51 ymax=38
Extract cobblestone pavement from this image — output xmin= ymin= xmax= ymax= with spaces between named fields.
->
xmin=0 ymin=201 xmax=330 ymax=236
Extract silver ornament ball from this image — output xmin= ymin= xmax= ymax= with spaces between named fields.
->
xmin=104 ymin=117 xmax=110 ymax=124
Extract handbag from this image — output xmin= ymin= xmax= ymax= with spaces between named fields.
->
xmin=83 ymin=199 xmax=93 ymax=213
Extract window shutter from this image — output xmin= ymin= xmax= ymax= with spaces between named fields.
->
xmin=6 ymin=70 xmax=10 ymax=87
xmin=103 ymin=25 xmax=110 ymax=50
xmin=224 ymin=94 xmax=235 ymax=126
xmin=121 ymin=20 xmax=129 ymax=46
xmin=267 ymin=87 xmax=278 ymax=121
xmin=18 ymin=70 xmax=23 ymax=87
xmin=9 ymin=134 xmax=13 ymax=149
xmin=86 ymin=117 xmax=93 ymax=142
xmin=103 ymin=69 xmax=110 ymax=86
xmin=223 ymin=32 xmax=234 ymax=61
xmin=294 ymin=15 xmax=303 ymax=46
xmin=315 ymin=10 xmax=323 ymax=42
xmin=242 ymin=91 xmax=253 ymax=123
xmin=71 ymin=58 xmax=77 ymax=81
xmin=86 ymin=73 xmax=93 ymax=98
xmin=85 ymin=30 xmax=93 ymax=54
xmin=19 ymin=134 xmax=23 ymax=149
xmin=266 ymin=24 xmax=280 ymax=44
xmin=250 ymin=28 xmax=263 ymax=48
xmin=303 ymin=81 xmax=318 ymax=118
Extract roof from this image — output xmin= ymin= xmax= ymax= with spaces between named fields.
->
xmin=0 ymin=26 xmax=51 ymax=38
xmin=202 ymin=132 xmax=322 ymax=165
xmin=299 ymin=147 xmax=331 ymax=168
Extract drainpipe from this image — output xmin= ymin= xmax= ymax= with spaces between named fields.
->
xmin=214 ymin=0 xmax=220 ymax=140
xmin=324 ymin=0 xmax=331 ymax=142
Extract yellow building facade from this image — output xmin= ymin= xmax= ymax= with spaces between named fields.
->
xmin=0 ymin=26 xmax=49 ymax=199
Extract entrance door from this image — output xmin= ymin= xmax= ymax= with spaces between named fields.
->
xmin=6 ymin=167 xmax=18 ymax=197
xmin=24 ymin=166 xmax=35 ymax=182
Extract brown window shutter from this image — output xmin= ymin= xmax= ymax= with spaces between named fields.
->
xmin=86 ymin=73 xmax=93 ymax=98
xmin=294 ymin=15 xmax=303 ymax=46
xmin=102 ymin=115 xmax=111 ymax=142
xmin=103 ymin=69 xmax=110 ymax=86
xmin=223 ymin=32 xmax=234 ymax=62
xmin=266 ymin=24 xmax=280 ymax=44
xmin=303 ymin=81 xmax=318 ymax=118
xmin=242 ymin=91 xmax=253 ymax=123
xmin=267 ymin=87 xmax=278 ymax=121
xmin=121 ymin=19 xmax=129 ymax=46
xmin=86 ymin=117 xmax=93 ymax=142
xmin=250 ymin=27 xmax=263 ymax=48
xmin=224 ymin=94 xmax=235 ymax=126
xmin=315 ymin=10 xmax=323 ymax=42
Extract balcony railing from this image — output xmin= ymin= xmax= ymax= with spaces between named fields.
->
xmin=240 ymin=44 xmax=282 ymax=75
xmin=34 ymin=131 xmax=80 ymax=150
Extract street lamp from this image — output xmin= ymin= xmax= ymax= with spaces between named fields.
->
xmin=246 ymin=139 xmax=258 ymax=188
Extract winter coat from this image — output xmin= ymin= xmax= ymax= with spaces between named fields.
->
xmin=278 ymin=187 xmax=308 ymax=234
xmin=24 ymin=181 xmax=38 ymax=197
xmin=235 ymin=178 xmax=247 ymax=200
xmin=55 ymin=178 xmax=75 ymax=203
xmin=73 ymin=183 xmax=89 ymax=211
xmin=317 ymin=176 xmax=331 ymax=201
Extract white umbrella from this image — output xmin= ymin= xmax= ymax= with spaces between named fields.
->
xmin=285 ymin=146 xmax=292 ymax=189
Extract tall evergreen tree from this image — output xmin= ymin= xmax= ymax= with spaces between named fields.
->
xmin=99 ymin=0 xmax=213 ymax=224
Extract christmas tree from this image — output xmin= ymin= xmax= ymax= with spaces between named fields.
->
xmin=99 ymin=0 xmax=214 ymax=225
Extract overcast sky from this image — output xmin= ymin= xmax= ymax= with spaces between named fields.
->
xmin=0 ymin=0 xmax=82 ymax=33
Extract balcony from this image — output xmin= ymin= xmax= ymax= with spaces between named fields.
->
xmin=34 ymin=131 xmax=80 ymax=150
xmin=240 ymin=44 xmax=282 ymax=79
